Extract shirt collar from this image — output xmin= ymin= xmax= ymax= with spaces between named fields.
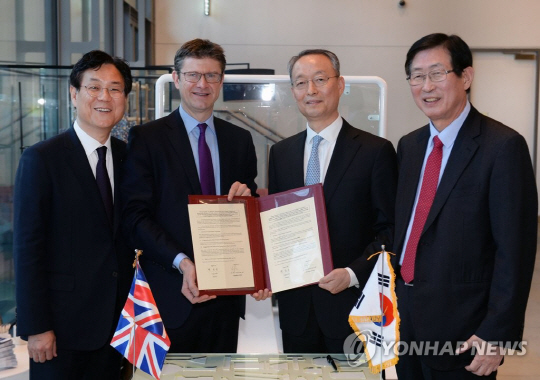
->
xmin=73 ymin=120 xmax=112 ymax=157
xmin=306 ymin=114 xmax=343 ymax=143
xmin=429 ymin=101 xmax=471 ymax=148
xmin=179 ymin=104 xmax=215 ymax=135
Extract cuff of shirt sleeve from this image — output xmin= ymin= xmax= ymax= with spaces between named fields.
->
xmin=173 ymin=253 xmax=188 ymax=274
xmin=346 ymin=267 xmax=359 ymax=288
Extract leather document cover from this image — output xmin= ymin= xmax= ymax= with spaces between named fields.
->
xmin=189 ymin=183 xmax=333 ymax=296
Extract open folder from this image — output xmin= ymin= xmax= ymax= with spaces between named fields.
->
xmin=188 ymin=184 xmax=334 ymax=295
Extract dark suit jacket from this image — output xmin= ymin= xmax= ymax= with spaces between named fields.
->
xmin=393 ymin=106 xmax=537 ymax=370
xmin=121 ymin=109 xmax=258 ymax=329
xmin=13 ymin=127 xmax=133 ymax=351
xmin=268 ymin=119 xmax=397 ymax=338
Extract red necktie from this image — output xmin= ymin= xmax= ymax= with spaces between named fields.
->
xmin=401 ymin=136 xmax=443 ymax=283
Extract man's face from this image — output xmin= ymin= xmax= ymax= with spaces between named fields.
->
xmin=173 ymin=57 xmax=223 ymax=121
xmin=290 ymin=54 xmax=345 ymax=132
xmin=70 ymin=63 xmax=127 ymax=137
xmin=409 ymin=46 xmax=474 ymax=131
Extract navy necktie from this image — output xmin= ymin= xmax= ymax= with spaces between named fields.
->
xmin=197 ymin=123 xmax=216 ymax=195
xmin=96 ymin=146 xmax=113 ymax=224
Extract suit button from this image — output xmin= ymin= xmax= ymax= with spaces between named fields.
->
xmin=112 ymin=272 xmax=118 ymax=277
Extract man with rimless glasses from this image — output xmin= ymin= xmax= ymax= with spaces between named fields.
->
xmin=268 ymin=49 xmax=397 ymax=353
xmin=393 ymin=33 xmax=537 ymax=379
xmin=14 ymin=50 xmax=134 ymax=379
xmin=121 ymin=39 xmax=264 ymax=352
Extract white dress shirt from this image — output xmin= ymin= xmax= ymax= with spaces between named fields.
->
xmin=73 ymin=120 xmax=114 ymax=198
xmin=399 ymin=101 xmax=471 ymax=264
xmin=303 ymin=115 xmax=359 ymax=287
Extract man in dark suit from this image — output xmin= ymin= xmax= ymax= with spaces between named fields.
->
xmin=121 ymin=39 xmax=262 ymax=353
xmin=394 ymin=33 xmax=537 ymax=379
xmin=13 ymin=50 xmax=134 ymax=379
xmin=268 ymin=49 xmax=397 ymax=353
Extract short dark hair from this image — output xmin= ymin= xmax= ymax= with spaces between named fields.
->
xmin=70 ymin=50 xmax=133 ymax=95
xmin=174 ymin=39 xmax=226 ymax=74
xmin=287 ymin=49 xmax=340 ymax=83
xmin=405 ymin=33 xmax=473 ymax=78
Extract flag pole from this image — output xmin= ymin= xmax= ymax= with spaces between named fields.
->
xmin=131 ymin=249 xmax=143 ymax=379
xmin=379 ymin=245 xmax=385 ymax=380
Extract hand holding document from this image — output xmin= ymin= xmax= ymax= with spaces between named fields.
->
xmin=188 ymin=184 xmax=333 ymax=295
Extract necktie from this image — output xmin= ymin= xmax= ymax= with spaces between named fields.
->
xmin=197 ymin=123 xmax=216 ymax=195
xmin=96 ymin=146 xmax=113 ymax=224
xmin=401 ymin=136 xmax=444 ymax=283
xmin=305 ymin=135 xmax=324 ymax=185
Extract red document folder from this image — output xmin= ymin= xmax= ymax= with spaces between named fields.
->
xmin=189 ymin=183 xmax=334 ymax=296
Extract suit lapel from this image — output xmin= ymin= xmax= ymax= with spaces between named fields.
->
xmin=422 ymin=108 xmax=480 ymax=233
xmin=164 ymin=109 xmax=202 ymax=194
xmin=395 ymin=127 xmax=430 ymax=248
xmin=323 ymin=120 xmax=362 ymax=205
xmin=288 ymin=130 xmax=307 ymax=189
xmin=64 ymin=128 xmax=111 ymax=225
xmin=215 ymin=117 xmax=234 ymax=194
xmin=111 ymin=137 xmax=125 ymax=233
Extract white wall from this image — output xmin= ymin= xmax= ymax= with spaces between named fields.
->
xmin=154 ymin=0 xmax=540 ymax=147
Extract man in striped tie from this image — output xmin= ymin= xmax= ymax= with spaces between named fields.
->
xmin=394 ymin=33 xmax=537 ymax=379
xmin=268 ymin=49 xmax=398 ymax=353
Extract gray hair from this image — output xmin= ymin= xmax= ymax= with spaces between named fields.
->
xmin=287 ymin=49 xmax=340 ymax=83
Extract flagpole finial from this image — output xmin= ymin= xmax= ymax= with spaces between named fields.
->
xmin=133 ymin=249 xmax=143 ymax=268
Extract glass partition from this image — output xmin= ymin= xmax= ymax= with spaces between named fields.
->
xmin=0 ymin=68 xmax=386 ymax=328
xmin=155 ymin=74 xmax=388 ymax=189
xmin=0 ymin=65 xmax=171 ymax=326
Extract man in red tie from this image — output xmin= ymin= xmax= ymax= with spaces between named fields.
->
xmin=394 ymin=33 xmax=537 ymax=379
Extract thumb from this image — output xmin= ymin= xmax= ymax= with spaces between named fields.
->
xmin=456 ymin=337 xmax=474 ymax=355
xmin=318 ymin=275 xmax=330 ymax=284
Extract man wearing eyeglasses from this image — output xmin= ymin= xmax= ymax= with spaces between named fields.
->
xmin=267 ymin=49 xmax=397 ymax=353
xmin=393 ymin=33 xmax=537 ymax=379
xmin=14 ymin=50 xmax=134 ymax=379
xmin=121 ymin=39 xmax=261 ymax=352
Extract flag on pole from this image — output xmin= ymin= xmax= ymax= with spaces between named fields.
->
xmin=111 ymin=252 xmax=170 ymax=379
xmin=349 ymin=247 xmax=400 ymax=374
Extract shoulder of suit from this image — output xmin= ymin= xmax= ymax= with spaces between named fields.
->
xmin=341 ymin=119 xmax=392 ymax=147
xmin=214 ymin=116 xmax=251 ymax=135
xmin=475 ymin=111 xmax=521 ymax=139
xmin=111 ymin=135 xmax=127 ymax=151
xmin=24 ymin=129 xmax=72 ymax=154
xmin=130 ymin=111 xmax=178 ymax=136
xmin=270 ymin=129 xmax=306 ymax=151
xmin=399 ymin=123 xmax=429 ymax=143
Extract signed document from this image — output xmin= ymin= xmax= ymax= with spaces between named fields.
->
xmin=259 ymin=197 xmax=324 ymax=293
xmin=188 ymin=203 xmax=255 ymax=291
xmin=189 ymin=184 xmax=333 ymax=295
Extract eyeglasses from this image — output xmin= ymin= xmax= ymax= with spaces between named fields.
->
xmin=181 ymin=71 xmax=223 ymax=83
xmin=407 ymin=69 xmax=454 ymax=86
xmin=292 ymin=76 xmax=339 ymax=90
xmin=83 ymin=85 xmax=124 ymax=99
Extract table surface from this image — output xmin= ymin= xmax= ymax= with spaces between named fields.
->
xmin=132 ymin=353 xmax=381 ymax=380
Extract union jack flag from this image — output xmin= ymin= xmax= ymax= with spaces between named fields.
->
xmin=111 ymin=260 xmax=171 ymax=379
